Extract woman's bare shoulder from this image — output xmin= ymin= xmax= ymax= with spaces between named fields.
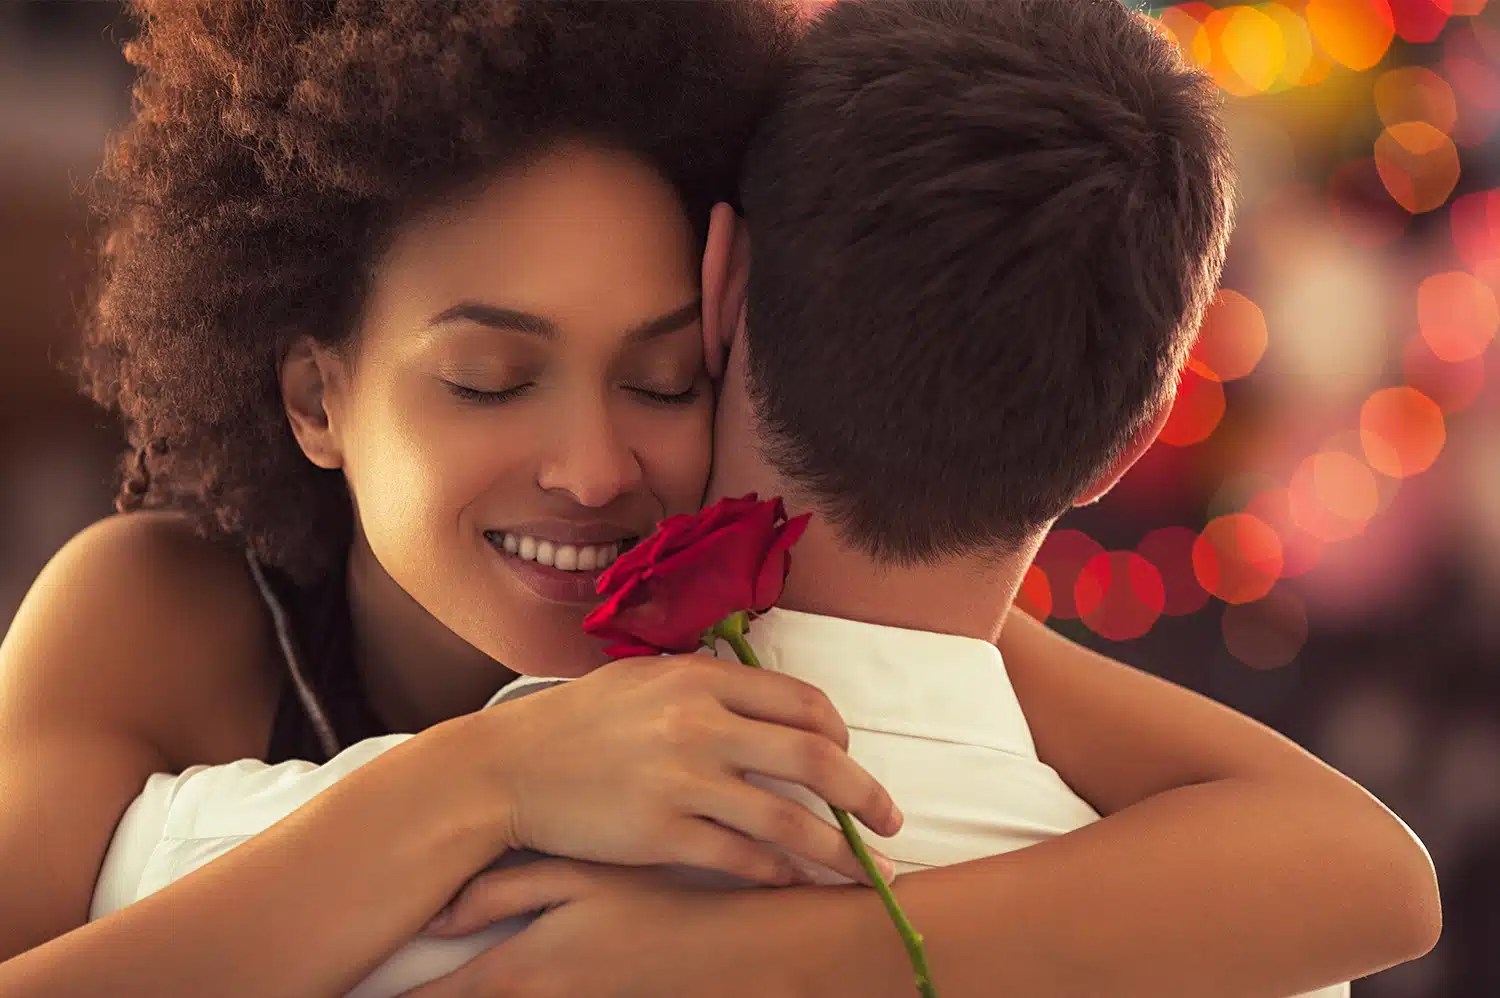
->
xmin=0 ymin=511 xmax=283 ymax=767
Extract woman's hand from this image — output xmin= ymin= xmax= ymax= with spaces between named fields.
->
xmin=401 ymin=859 xmax=842 ymax=998
xmin=470 ymin=653 xmax=903 ymax=887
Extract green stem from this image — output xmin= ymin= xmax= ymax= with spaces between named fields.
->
xmin=712 ymin=613 xmax=937 ymax=998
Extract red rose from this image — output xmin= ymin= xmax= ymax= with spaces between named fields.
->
xmin=581 ymin=494 xmax=811 ymax=658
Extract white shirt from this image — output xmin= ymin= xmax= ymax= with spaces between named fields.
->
xmin=91 ymin=607 xmax=1348 ymax=998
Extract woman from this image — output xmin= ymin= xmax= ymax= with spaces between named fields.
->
xmin=0 ymin=2 xmax=1437 ymax=997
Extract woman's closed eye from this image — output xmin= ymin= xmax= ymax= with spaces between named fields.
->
xmin=440 ymin=379 xmax=701 ymax=407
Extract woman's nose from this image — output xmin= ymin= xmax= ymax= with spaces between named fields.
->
xmin=536 ymin=403 xmax=645 ymax=508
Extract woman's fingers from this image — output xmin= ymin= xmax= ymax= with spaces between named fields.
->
xmin=718 ymin=713 xmax=903 ymax=838
xmin=424 ymin=859 xmax=618 ymax=938
xmin=666 ymin=818 xmax=812 ymax=886
xmin=691 ymin=778 xmax=897 ymax=886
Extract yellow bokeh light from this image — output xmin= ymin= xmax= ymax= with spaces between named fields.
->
xmin=1374 ymin=66 xmax=1459 ymax=133
xmin=1374 ymin=121 xmax=1461 ymax=213
xmin=1360 ymin=386 xmax=1446 ymax=477
xmin=1261 ymin=4 xmax=1314 ymax=91
xmin=1221 ymin=6 xmax=1287 ymax=93
xmin=1306 ymin=0 xmax=1395 ymax=71
xmin=1289 ymin=451 xmax=1380 ymax=541
xmin=1417 ymin=271 xmax=1499 ymax=361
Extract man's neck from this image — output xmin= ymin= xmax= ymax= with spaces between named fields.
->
xmin=772 ymin=514 xmax=1033 ymax=644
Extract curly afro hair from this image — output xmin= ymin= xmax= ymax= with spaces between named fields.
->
xmin=81 ymin=0 xmax=801 ymax=583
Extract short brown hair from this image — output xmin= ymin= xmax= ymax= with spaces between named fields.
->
xmin=81 ymin=0 xmax=799 ymax=583
xmin=740 ymin=0 xmax=1235 ymax=563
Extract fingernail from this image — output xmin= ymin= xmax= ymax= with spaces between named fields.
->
xmin=875 ymin=855 xmax=897 ymax=882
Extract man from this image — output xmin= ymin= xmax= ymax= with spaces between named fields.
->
xmin=93 ymin=2 xmax=1435 ymax=995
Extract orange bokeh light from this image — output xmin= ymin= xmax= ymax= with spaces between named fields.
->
xmin=1015 ymin=563 xmax=1053 ymax=621
xmin=1374 ymin=121 xmax=1462 ymax=214
xmin=1306 ymin=0 xmax=1395 ymax=71
xmin=1245 ymin=489 xmax=1327 ymax=577
xmin=1288 ymin=451 xmax=1381 ymax=542
xmin=1159 ymin=366 xmax=1227 ymax=447
xmin=1076 ymin=552 xmax=1167 ymax=642
xmin=1137 ymin=526 xmax=1212 ymax=615
xmin=1402 ymin=332 xmax=1488 ymax=412
xmin=1189 ymin=289 xmax=1269 ymax=382
xmin=1417 ymin=270 xmax=1499 ymax=361
xmin=1193 ymin=514 xmax=1285 ymax=605
xmin=1223 ymin=588 xmax=1310 ymax=669
xmin=1360 ymin=386 xmax=1447 ymax=477
xmin=1033 ymin=530 xmax=1107 ymax=620
xmin=1373 ymin=66 xmax=1458 ymax=132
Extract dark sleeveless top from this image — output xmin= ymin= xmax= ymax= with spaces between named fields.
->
xmin=246 ymin=553 xmax=391 ymax=764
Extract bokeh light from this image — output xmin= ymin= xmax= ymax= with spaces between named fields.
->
xmin=1288 ymin=450 xmax=1381 ymax=541
xmin=1374 ymin=121 xmax=1462 ymax=214
xmin=1373 ymin=66 xmax=1459 ymax=132
xmin=1388 ymin=0 xmax=1451 ymax=43
xmin=1156 ymin=3 xmax=1216 ymax=67
xmin=1417 ymin=270 xmax=1499 ymax=361
xmin=1193 ymin=513 xmax=1285 ymax=604
xmin=1218 ymin=5 xmax=1288 ymax=95
xmin=1033 ymin=529 xmax=1107 ymax=620
xmin=1015 ymin=562 xmax=1053 ymax=621
xmin=1264 ymin=248 xmax=1393 ymax=400
xmin=1360 ymin=386 xmax=1447 ymax=477
xmin=1076 ymin=551 xmax=1167 ymax=641
xmin=1402 ymin=332 xmax=1488 ymax=412
xmin=1137 ymin=526 xmax=1212 ymax=615
xmin=1433 ymin=0 xmax=1488 ymax=14
xmin=1306 ymin=0 xmax=1395 ymax=71
xmin=1223 ymin=586 xmax=1311 ymax=668
xmin=1443 ymin=27 xmax=1500 ymax=147
xmin=1450 ymin=188 xmax=1500 ymax=271
xmin=1262 ymin=3 xmax=1327 ymax=89
xmin=1245 ymin=488 xmax=1328 ymax=576
xmin=1159 ymin=365 xmax=1227 ymax=446
xmin=1189 ymin=289 xmax=1269 ymax=382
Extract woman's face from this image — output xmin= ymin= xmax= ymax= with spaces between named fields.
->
xmin=313 ymin=141 xmax=713 ymax=677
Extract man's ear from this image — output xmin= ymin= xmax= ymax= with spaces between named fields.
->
xmin=701 ymin=202 xmax=751 ymax=381
xmin=1072 ymin=391 xmax=1175 ymax=507
xmin=280 ymin=338 xmax=346 ymax=471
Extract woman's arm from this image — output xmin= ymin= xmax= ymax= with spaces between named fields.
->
xmin=0 ymin=515 xmax=899 ymax=998
xmin=0 ymin=517 xmax=507 ymax=998
xmin=800 ymin=610 xmax=1440 ymax=997
xmin=430 ymin=609 xmax=1439 ymax=998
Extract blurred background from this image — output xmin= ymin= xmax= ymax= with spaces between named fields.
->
xmin=0 ymin=0 xmax=1495 ymax=994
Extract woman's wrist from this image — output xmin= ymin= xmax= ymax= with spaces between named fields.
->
xmin=401 ymin=711 xmax=521 ymax=863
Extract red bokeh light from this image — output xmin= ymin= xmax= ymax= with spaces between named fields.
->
xmin=1159 ymin=366 xmax=1227 ymax=447
xmin=1137 ymin=526 xmax=1212 ymax=615
xmin=1015 ymin=563 xmax=1053 ymax=621
xmin=1033 ymin=530 xmax=1107 ymax=620
xmin=1076 ymin=552 xmax=1167 ymax=642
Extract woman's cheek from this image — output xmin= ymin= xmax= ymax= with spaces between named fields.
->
xmin=648 ymin=404 xmax=715 ymax=514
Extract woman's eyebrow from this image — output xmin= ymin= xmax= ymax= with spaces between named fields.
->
xmin=424 ymin=299 xmax=700 ymax=343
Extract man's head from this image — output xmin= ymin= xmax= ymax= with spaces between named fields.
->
xmin=705 ymin=0 xmax=1235 ymax=566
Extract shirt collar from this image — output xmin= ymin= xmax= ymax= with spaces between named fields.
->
xmin=725 ymin=608 xmax=1037 ymax=758
xmin=488 ymin=608 xmax=1036 ymax=759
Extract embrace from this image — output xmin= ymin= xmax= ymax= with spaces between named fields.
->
xmin=0 ymin=1 xmax=1439 ymax=997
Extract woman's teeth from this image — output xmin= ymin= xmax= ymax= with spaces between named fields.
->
xmin=493 ymin=532 xmax=628 ymax=572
